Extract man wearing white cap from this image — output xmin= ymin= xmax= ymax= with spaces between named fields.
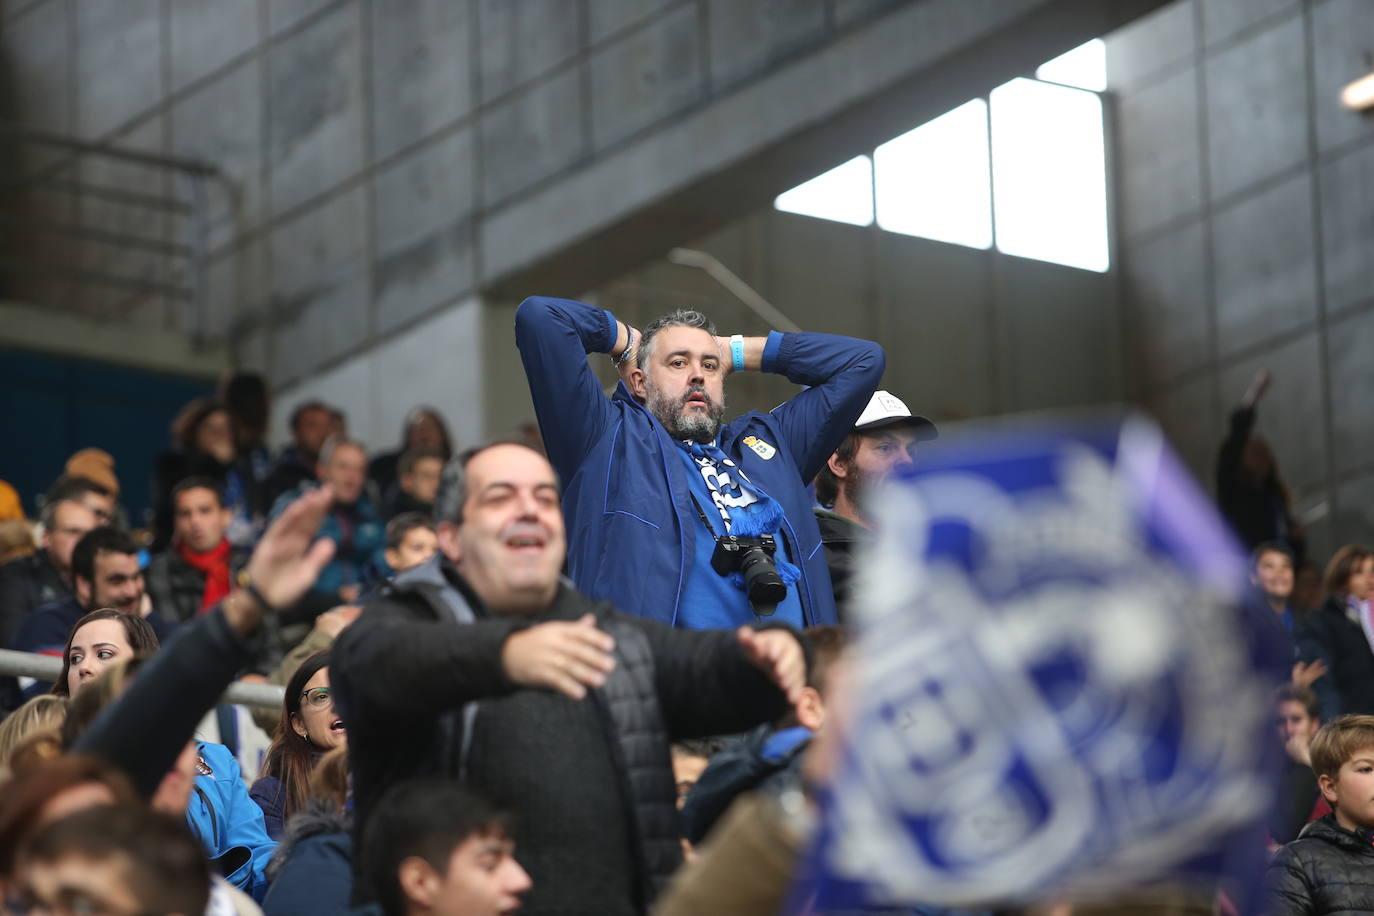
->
xmin=813 ymin=390 xmax=937 ymax=618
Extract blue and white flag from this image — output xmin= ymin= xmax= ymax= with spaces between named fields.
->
xmin=800 ymin=415 xmax=1287 ymax=912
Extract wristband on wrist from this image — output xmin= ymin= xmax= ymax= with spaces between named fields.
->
xmin=235 ymin=568 xmax=280 ymax=615
xmin=613 ymin=325 xmax=637 ymax=367
xmin=730 ymin=335 xmax=746 ymax=372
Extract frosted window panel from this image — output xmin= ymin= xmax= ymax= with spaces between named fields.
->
xmin=774 ymin=156 xmax=874 ymax=227
xmin=874 ymin=98 xmax=992 ymax=249
xmin=1036 ymin=38 xmax=1106 ymax=92
xmin=990 ymin=78 xmax=1109 ymax=273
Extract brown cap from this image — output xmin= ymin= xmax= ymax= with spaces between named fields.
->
xmin=65 ymin=448 xmax=120 ymax=495
xmin=0 ymin=480 xmax=22 ymax=520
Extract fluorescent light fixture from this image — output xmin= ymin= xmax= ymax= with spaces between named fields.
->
xmin=1342 ymin=73 xmax=1374 ymax=111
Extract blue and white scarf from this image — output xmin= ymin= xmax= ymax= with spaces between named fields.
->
xmin=683 ymin=440 xmax=800 ymax=587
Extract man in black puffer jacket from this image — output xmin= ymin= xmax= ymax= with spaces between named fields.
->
xmin=332 ymin=443 xmax=808 ymax=916
xmin=1266 ymin=714 xmax=1374 ymax=914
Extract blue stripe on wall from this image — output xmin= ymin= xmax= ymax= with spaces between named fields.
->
xmin=0 ymin=347 xmax=213 ymax=524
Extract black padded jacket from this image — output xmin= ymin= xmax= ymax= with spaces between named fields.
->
xmin=1266 ymin=814 xmax=1374 ymax=915
xmin=332 ymin=556 xmax=799 ymax=916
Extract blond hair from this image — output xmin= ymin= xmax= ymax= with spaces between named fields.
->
xmin=309 ymin=746 xmax=350 ymax=812
xmin=0 ymin=695 xmax=67 ymax=772
xmin=1309 ymin=714 xmax=1374 ymax=782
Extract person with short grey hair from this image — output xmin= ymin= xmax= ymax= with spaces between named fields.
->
xmin=514 ymin=295 xmax=885 ymax=629
xmin=269 ymin=434 xmax=386 ymax=614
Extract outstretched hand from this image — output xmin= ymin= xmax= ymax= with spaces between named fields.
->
xmin=244 ymin=485 xmax=337 ymax=611
xmin=737 ymin=626 xmax=805 ymax=706
xmin=1292 ymin=659 xmax=1328 ymax=689
xmin=502 ymin=613 xmax=617 ymax=700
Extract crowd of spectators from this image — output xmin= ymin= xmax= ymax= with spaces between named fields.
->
xmin=0 ymin=311 xmax=1367 ymax=915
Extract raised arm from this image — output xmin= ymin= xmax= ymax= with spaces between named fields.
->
xmin=514 ymin=296 xmax=625 ymax=482
xmin=75 ymin=487 xmax=339 ymax=796
xmin=753 ymin=331 xmax=885 ymax=482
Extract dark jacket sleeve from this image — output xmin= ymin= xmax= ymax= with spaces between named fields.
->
xmin=73 ymin=605 xmax=259 ymax=797
xmin=1264 ymin=843 xmax=1315 ymax=916
xmin=513 ymin=296 xmax=620 ymax=484
xmin=632 ymin=616 xmax=798 ymax=739
xmin=762 ymin=332 xmax=886 ymax=483
xmin=249 ymin=776 xmax=287 ymax=842
xmin=330 ymin=596 xmax=527 ymax=732
xmin=1294 ymin=613 xmax=1342 ymax=720
xmin=1216 ymin=406 xmax=1255 ymax=503
xmin=0 ymin=560 xmax=31 ymax=646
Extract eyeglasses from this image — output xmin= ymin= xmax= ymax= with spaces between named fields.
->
xmin=300 ymin=686 xmax=333 ymax=710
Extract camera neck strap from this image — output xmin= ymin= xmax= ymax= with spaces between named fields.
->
xmin=679 ymin=438 xmax=795 ymax=548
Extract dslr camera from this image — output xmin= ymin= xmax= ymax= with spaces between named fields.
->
xmin=710 ymin=533 xmax=787 ymax=615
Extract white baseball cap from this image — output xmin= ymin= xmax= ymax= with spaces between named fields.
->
xmin=854 ymin=390 xmax=938 ymax=440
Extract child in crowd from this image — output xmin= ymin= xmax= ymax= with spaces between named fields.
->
xmin=360 ymin=778 xmax=531 ymax=916
xmin=383 ymin=512 xmax=438 ymax=576
xmin=1270 ymin=684 xmax=1325 ymax=844
xmin=1266 ymin=714 xmax=1374 ymax=914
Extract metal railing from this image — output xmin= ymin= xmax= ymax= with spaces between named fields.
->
xmin=0 ymin=122 xmax=229 ymax=344
xmin=0 ymin=648 xmax=284 ymax=711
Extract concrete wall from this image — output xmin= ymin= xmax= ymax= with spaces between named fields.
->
xmin=0 ymin=0 xmax=1158 ymax=451
xmin=1107 ymin=0 xmax=1374 ymax=557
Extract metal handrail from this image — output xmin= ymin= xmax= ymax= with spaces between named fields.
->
xmin=667 ymin=247 xmax=802 ymax=333
xmin=0 ymin=121 xmax=227 ymax=343
xmin=0 ymin=178 xmax=197 ymax=214
xmin=0 ymin=122 xmax=220 ymax=178
xmin=0 ymin=213 xmax=197 ymax=257
xmin=0 ymin=649 xmax=284 ymax=711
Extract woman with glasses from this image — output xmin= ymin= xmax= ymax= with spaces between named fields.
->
xmin=250 ymin=650 xmax=346 ymax=840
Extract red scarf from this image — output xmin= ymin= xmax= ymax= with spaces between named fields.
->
xmin=176 ymin=538 xmax=232 ymax=614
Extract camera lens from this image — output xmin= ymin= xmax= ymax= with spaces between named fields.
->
xmin=739 ymin=546 xmax=787 ymax=605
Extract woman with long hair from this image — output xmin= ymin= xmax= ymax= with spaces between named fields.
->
xmin=52 ymin=608 xmax=159 ymax=698
xmin=250 ymin=650 xmax=346 ymax=840
xmin=1305 ymin=545 xmax=1374 ymax=716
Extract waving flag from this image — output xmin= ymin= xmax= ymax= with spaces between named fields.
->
xmin=802 ymin=415 xmax=1287 ymax=912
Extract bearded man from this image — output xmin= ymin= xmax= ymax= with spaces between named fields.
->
xmin=515 ymin=297 xmax=884 ymax=628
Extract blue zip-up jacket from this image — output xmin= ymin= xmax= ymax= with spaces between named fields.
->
xmin=187 ymin=741 xmax=278 ymax=902
xmin=268 ymin=484 xmax=386 ymax=598
xmin=515 ymin=296 xmax=885 ymax=627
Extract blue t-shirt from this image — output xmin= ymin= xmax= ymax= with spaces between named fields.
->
xmin=673 ymin=444 xmax=804 ymax=629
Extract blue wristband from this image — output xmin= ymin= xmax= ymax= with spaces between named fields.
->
xmin=730 ymin=335 xmax=745 ymax=372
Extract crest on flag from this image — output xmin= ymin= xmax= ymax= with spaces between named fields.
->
xmin=802 ymin=415 xmax=1286 ymax=911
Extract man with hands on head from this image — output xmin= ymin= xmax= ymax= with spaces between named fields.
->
xmin=332 ymin=442 xmax=808 ymax=916
xmin=514 ymin=296 xmax=884 ymax=629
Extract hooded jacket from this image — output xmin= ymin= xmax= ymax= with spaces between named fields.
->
xmin=332 ymin=556 xmax=799 ymax=915
xmin=514 ymin=296 xmax=884 ymax=628
xmin=261 ymin=800 xmax=353 ymax=916
xmin=187 ymin=741 xmax=278 ymax=902
xmin=1266 ymin=814 xmax=1374 ymax=915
